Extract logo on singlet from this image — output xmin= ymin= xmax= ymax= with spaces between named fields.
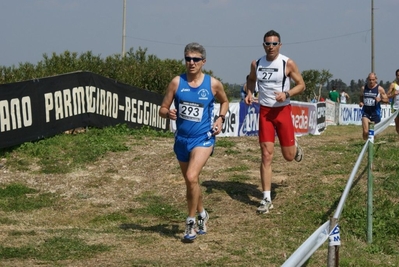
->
xmin=259 ymin=68 xmax=278 ymax=72
xmin=198 ymin=88 xmax=209 ymax=100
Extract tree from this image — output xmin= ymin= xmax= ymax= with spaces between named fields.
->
xmin=300 ymin=69 xmax=332 ymax=102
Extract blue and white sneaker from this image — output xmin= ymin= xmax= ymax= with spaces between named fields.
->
xmin=197 ymin=211 xmax=209 ymax=235
xmin=257 ymin=199 xmax=274 ymax=214
xmin=183 ymin=220 xmax=197 ymax=242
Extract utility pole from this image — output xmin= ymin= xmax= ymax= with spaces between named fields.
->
xmin=371 ymin=0 xmax=374 ymax=73
xmin=122 ymin=0 xmax=126 ymax=57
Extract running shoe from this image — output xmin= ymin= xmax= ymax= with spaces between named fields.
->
xmin=257 ymin=199 xmax=274 ymax=214
xmin=197 ymin=211 xmax=209 ymax=235
xmin=295 ymin=136 xmax=303 ymax=162
xmin=183 ymin=220 xmax=197 ymax=241
xmin=295 ymin=145 xmax=303 ymax=162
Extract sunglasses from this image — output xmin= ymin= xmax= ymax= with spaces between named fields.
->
xmin=185 ymin=56 xmax=203 ymax=63
xmin=263 ymin=42 xmax=280 ymax=47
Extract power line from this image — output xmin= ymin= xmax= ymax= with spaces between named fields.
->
xmin=126 ymin=29 xmax=371 ymax=48
xmin=285 ymin=29 xmax=371 ymax=45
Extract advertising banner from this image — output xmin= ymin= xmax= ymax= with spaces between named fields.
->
xmin=0 ymin=72 xmax=166 ymax=148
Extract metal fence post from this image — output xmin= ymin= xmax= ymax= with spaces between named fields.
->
xmin=327 ymin=218 xmax=340 ymax=267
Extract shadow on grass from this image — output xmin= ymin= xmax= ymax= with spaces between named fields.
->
xmin=202 ymin=180 xmax=286 ymax=207
xmin=119 ymin=223 xmax=207 ymax=243
xmin=119 ymin=223 xmax=181 ymax=240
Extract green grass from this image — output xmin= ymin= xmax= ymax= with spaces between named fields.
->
xmin=0 ymin=237 xmax=110 ymax=261
xmin=1 ymin=124 xmax=173 ymax=174
xmin=133 ymin=192 xmax=186 ymax=221
xmin=0 ymin=125 xmax=398 ymax=266
xmin=0 ymin=183 xmax=57 ymax=212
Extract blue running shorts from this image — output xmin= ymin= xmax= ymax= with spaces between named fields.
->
xmin=174 ymin=134 xmax=215 ymax=162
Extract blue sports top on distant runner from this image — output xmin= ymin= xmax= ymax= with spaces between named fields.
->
xmin=362 ymin=84 xmax=381 ymax=116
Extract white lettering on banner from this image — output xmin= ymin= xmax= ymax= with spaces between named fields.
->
xmin=317 ymin=106 xmax=326 ymax=119
xmin=72 ymin=87 xmax=86 ymax=114
xmin=54 ymin=91 xmax=63 ymax=120
xmin=0 ymin=97 xmax=32 ymax=132
xmin=245 ymin=111 xmax=258 ymax=132
xmin=124 ymin=97 xmax=165 ymax=129
xmin=45 ymin=86 xmax=120 ymax=123
xmin=292 ymin=109 xmax=308 ymax=130
xmin=86 ymin=86 xmax=96 ymax=113
xmin=240 ymin=106 xmax=259 ymax=135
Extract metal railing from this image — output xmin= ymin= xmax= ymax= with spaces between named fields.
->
xmin=281 ymin=110 xmax=398 ymax=267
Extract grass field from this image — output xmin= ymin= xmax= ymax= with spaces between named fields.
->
xmin=0 ymin=124 xmax=398 ymax=267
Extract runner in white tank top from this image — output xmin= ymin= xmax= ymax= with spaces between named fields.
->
xmin=256 ymin=54 xmax=290 ymax=108
xmin=387 ymin=69 xmax=399 ymax=135
xmin=243 ymin=30 xmax=305 ymax=214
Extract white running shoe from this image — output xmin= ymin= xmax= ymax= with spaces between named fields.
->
xmin=183 ymin=220 xmax=197 ymax=242
xmin=294 ymin=136 xmax=303 ymax=162
xmin=197 ymin=211 xmax=209 ymax=235
xmin=257 ymin=199 xmax=274 ymax=214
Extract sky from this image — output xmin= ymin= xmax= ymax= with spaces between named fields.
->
xmin=1 ymin=0 xmax=398 ymax=87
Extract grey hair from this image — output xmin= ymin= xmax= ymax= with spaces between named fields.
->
xmin=184 ymin=42 xmax=206 ymax=59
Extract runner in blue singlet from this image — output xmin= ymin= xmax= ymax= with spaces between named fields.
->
xmin=359 ymin=72 xmax=388 ymax=140
xmin=159 ymin=42 xmax=229 ymax=242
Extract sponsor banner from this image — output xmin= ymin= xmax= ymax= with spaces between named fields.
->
xmin=325 ymin=99 xmax=337 ymax=126
xmin=338 ymin=103 xmax=394 ymax=126
xmin=339 ymin=104 xmax=362 ymax=125
xmin=238 ymin=102 xmax=260 ymax=136
xmin=220 ymin=101 xmax=323 ymax=137
xmin=291 ymin=101 xmax=327 ymax=135
xmin=316 ymin=102 xmax=326 ymax=134
xmin=214 ymin=102 xmax=239 ymax=137
xmin=291 ymin=104 xmax=310 ymax=135
xmin=0 ymin=72 xmax=167 ymax=148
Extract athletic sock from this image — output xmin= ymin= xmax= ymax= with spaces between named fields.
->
xmin=199 ymin=209 xmax=206 ymax=219
xmin=263 ymin=191 xmax=271 ymax=201
xmin=186 ymin=217 xmax=196 ymax=224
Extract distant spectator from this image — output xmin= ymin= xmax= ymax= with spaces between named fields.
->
xmin=340 ymin=89 xmax=350 ymax=104
xmin=329 ymin=86 xmax=340 ymax=102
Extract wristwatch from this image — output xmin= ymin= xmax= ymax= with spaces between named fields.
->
xmin=285 ymin=91 xmax=290 ymax=99
xmin=218 ymin=115 xmax=226 ymax=123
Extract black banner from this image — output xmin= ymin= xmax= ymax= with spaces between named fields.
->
xmin=316 ymin=102 xmax=326 ymax=133
xmin=0 ymin=71 xmax=168 ymax=149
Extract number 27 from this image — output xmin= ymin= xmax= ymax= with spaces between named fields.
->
xmin=262 ymin=72 xmax=273 ymax=80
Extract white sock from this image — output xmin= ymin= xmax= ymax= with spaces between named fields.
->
xmin=186 ymin=217 xmax=196 ymax=224
xmin=199 ymin=209 xmax=206 ymax=218
xmin=263 ymin=191 xmax=271 ymax=201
